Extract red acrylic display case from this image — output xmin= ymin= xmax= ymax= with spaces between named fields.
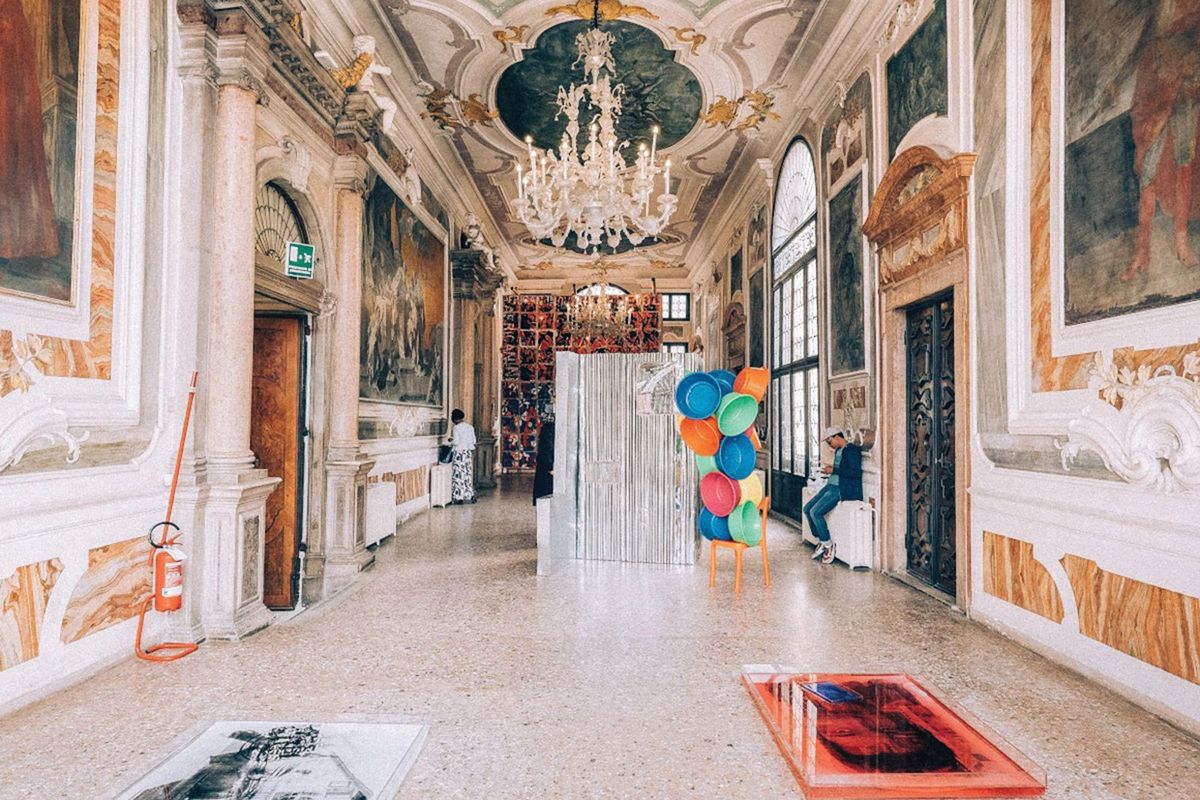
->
xmin=743 ymin=670 xmax=1046 ymax=798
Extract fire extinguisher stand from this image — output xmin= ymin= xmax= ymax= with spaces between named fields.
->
xmin=134 ymin=371 xmax=201 ymax=663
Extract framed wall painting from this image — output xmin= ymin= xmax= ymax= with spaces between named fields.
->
xmin=360 ymin=176 xmax=447 ymax=407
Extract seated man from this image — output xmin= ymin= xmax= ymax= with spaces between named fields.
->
xmin=803 ymin=427 xmax=863 ymax=564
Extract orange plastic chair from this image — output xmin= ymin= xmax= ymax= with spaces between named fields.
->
xmin=709 ymin=497 xmax=771 ymax=593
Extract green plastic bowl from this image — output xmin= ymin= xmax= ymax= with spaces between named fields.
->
xmin=695 ymin=454 xmax=719 ymax=476
xmin=716 ymin=392 xmax=759 ymax=436
xmin=728 ymin=500 xmax=762 ymax=546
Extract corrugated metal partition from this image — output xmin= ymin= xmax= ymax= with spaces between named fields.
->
xmin=556 ymin=351 xmax=700 ymax=566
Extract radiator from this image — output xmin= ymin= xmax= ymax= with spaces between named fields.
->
xmin=430 ymin=463 xmax=453 ymax=508
xmin=365 ymin=482 xmax=396 ymax=547
xmin=800 ymin=480 xmax=875 ymax=569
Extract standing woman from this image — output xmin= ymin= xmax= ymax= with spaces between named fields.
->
xmin=448 ymin=409 xmax=476 ymax=505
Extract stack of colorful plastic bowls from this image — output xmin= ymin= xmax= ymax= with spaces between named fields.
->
xmin=674 ymin=366 xmax=770 ymax=548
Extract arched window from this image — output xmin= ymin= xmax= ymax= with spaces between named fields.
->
xmin=254 ymin=182 xmax=309 ymax=261
xmin=576 ymin=283 xmax=629 ymax=296
xmin=770 ymin=139 xmax=820 ymax=520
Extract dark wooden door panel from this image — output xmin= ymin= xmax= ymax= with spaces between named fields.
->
xmin=905 ymin=296 xmax=956 ymax=596
xmin=251 ymin=316 xmax=303 ymax=609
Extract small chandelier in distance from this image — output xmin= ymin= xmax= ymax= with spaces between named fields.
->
xmin=567 ymin=263 xmax=633 ymax=341
xmin=511 ymin=0 xmax=677 ymax=253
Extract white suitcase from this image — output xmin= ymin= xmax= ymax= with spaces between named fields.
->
xmin=430 ymin=463 xmax=453 ymax=508
xmin=800 ymin=479 xmax=875 ymax=569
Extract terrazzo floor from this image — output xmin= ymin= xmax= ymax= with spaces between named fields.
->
xmin=2 ymin=479 xmax=1199 ymax=799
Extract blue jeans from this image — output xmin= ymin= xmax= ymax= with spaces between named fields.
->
xmin=803 ymin=484 xmax=841 ymax=543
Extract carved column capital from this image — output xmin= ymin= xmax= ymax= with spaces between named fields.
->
xmin=333 ymin=154 xmax=370 ymax=195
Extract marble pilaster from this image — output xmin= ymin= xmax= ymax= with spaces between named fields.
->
xmin=197 ymin=25 xmax=278 ymax=640
xmin=318 ymin=153 xmax=375 ymax=598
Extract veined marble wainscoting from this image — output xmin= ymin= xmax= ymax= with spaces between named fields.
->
xmin=1061 ymin=555 xmax=1200 ymax=687
xmin=972 ymin=480 xmax=1200 ymax=733
xmin=60 ymin=537 xmax=149 ymax=644
xmin=371 ymin=466 xmax=429 ymax=508
xmin=0 ymin=560 xmax=63 ymax=671
xmin=982 ymin=531 xmax=1063 ymax=623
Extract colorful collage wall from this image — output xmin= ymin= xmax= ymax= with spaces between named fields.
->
xmin=501 ymin=293 xmax=662 ymax=471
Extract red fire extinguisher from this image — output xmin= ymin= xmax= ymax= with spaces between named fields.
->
xmin=149 ymin=521 xmax=185 ymax=612
xmin=134 ymin=372 xmax=200 ymax=663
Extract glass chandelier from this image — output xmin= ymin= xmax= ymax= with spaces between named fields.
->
xmin=567 ymin=263 xmax=633 ymax=341
xmin=512 ymin=0 xmax=677 ymax=252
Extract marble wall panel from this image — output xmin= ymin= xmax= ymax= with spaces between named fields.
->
xmin=60 ymin=536 xmax=148 ymax=644
xmin=1061 ymin=554 xmax=1200 ymax=686
xmin=982 ymin=532 xmax=1064 ymax=623
xmin=0 ymin=558 xmax=64 ymax=670
xmin=371 ymin=466 xmax=429 ymax=505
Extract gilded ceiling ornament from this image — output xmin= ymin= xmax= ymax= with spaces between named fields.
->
xmin=668 ymin=26 xmax=706 ymax=55
xmin=545 ymin=0 xmax=658 ymax=22
xmin=461 ymin=93 xmax=499 ymax=127
xmin=419 ymin=89 xmax=498 ymax=130
xmin=700 ymin=95 xmax=742 ymax=127
xmin=493 ymin=25 xmax=530 ymax=52
xmin=735 ymin=90 xmax=781 ymax=132
xmin=701 ymin=90 xmax=781 ymax=133
xmin=420 ymin=88 xmax=461 ymax=129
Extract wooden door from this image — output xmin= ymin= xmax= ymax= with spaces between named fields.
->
xmin=251 ymin=315 xmax=305 ymax=609
xmin=905 ymin=295 xmax=956 ymax=595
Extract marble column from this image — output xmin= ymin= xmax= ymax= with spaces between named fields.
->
xmin=198 ymin=68 xmax=278 ymax=640
xmin=317 ymin=154 xmax=376 ymax=599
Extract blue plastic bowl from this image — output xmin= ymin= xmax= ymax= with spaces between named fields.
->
xmin=709 ymin=369 xmax=736 ymax=395
xmin=716 ymin=434 xmax=756 ymax=481
xmin=675 ymin=372 xmax=723 ymax=420
xmin=699 ymin=507 xmax=732 ymax=541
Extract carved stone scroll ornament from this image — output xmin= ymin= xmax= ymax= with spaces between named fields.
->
xmin=1061 ymin=352 xmax=1200 ymax=493
xmin=0 ymin=391 xmax=89 ymax=473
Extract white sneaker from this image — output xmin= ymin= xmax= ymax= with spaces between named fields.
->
xmin=811 ymin=542 xmax=829 ymax=561
xmin=821 ymin=542 xmax=836 ymax=565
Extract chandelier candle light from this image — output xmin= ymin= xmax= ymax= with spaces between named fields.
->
xmin=512 ymin=0 xmax=677 ymax=252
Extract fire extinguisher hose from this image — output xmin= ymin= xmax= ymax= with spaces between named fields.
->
xmin=134 ymin=372 xmax=200 ymax=663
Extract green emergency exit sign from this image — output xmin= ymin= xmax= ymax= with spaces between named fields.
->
xmin=285 ymin=241 xmax=315 ymax=279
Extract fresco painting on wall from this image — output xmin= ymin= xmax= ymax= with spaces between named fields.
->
xmin=729 ymin=246 xmax=743 ymax=298
xmin=0 ymin=0 xmax=81 ymax=303
xmin=829 ymin=174 xmax=865 ymax=375
xmin=823 ymin=74 xmax=871 ymax=190
xmin=749 ymin=204 xmax=768 ymax=266
xmin=360 ymin=178 xmax=446 ymax=407
xmin=885 ymin=0 xmax=947 ymax=159
xmin=1063 ymin=0 xmax=1200 ymax=325
xmin=749 ymin=268 xmax=765 ymax=369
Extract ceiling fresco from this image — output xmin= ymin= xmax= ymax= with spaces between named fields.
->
xmin=354 ymin=0 xmax=830 ymax=274
xmin=495 ymin=20 xmax=702 ymax=152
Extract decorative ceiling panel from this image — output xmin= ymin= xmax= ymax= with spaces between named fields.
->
xmin=358 ymin=0 xmax=833 ymax=273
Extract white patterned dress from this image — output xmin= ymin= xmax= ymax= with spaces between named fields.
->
xmin=450 ymin=422 xmax=476 ymax=503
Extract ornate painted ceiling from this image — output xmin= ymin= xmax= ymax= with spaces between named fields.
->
xmin=348 ymin=0 xmax=835 ymax=278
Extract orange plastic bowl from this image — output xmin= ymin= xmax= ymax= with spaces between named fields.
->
xmin=746 ymin=425 xmax=762 ymax=451
xmin=733 ymin=367 xmax=770 ymax=403
xmin=680 ymin=416 xmax=721 ymax=456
